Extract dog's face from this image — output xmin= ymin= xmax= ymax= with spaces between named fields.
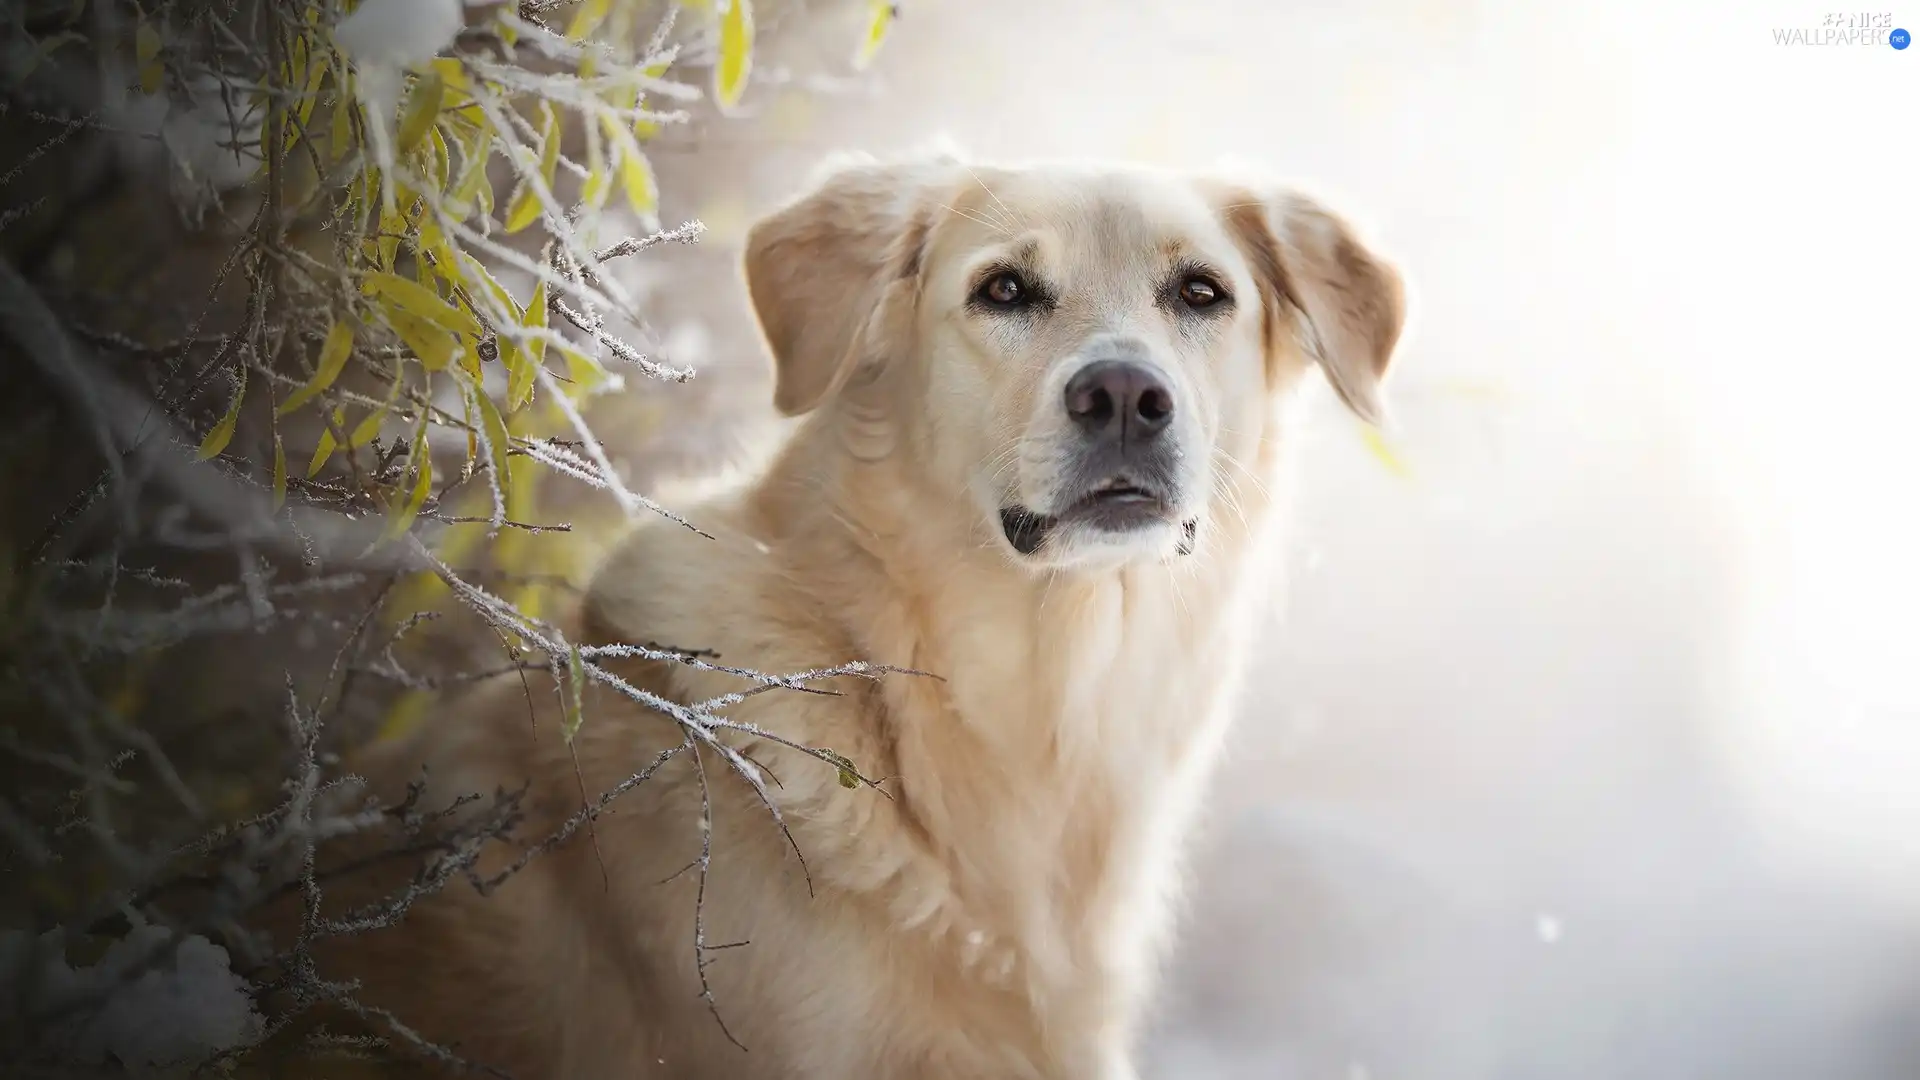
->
xmin=744 ymin=152 xmax=1405 ymax=572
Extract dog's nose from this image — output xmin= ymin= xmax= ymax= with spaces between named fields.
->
xmin=1064 ymin=360 xmax=1174 ymax=444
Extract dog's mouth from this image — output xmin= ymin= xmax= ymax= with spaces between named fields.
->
xmin=999 ymin=477 xmax=1197 ymax=557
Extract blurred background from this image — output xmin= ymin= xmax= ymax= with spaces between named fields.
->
xmin=632 ymin=0 xmax=1920 ymax=1076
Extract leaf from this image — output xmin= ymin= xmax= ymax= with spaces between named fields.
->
xmin=560 ymin=341 xmax=610 ymax=399
xmin=329 ymin=78 xmax=357 ymax=159
xmin=376 ymin=688 xmax=434 ymax=743
xmin=196 ymin=365 xmax=247 ymax=460
xmin=387 ymin=309 xmax=457 ymax=371
xmin=135 ymin=19 xmax=163 ymax=94
xmin=272 ymin=434 xmax=288 ymax=509
xmin=504 ymin=102 xmax=560 ymax=234
xmin=395 ymin=69 xmax=445 ymax=156
xmin=448 ymin=128 xmax=493 ymax=218
xmin=429 ymin=57 xmax=473 ymax=110
xmin=307 ymin=407 xmax=348 ymax=478
xmin=363 ymin=272 xmax=482 ymax=337
xmin=818 ymin=749 xmax=862 ymax=790
xmin=13 ymin=31 xmax=85 ymax=85
xmin=714 ymin=0 xmax=755 ymax=110
xmin=853 ymin=1 xmax=898 ymax=70
xmin=346 ymin=392 xmax=395 ymax=449
xmin=631 ymin=60 xmax=671 ymax=140
xmin=382 ymin=431 xmax=432 ymax=543
xmin=563 ymin=644 xmax=586 ymax=741
xmin=277 ymin=320 xmax=355 ymax=416
xmin=469 ymin=378 xmax=515 ymax=500
xmin=602 ymin=116 xmax=657 ymax=214
xmin=1358 ymin=424 xmax=1412 ymax=479
xmin=580 ymin=117 xmax=611 ymax=210
xmin=568 ymin=0 xmax=615 ymax=41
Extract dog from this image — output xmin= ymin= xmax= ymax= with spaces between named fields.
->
xmin=318 ymin=148 xmax=1407 ymax=1079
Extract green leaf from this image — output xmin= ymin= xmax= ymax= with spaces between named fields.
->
xmin=818 ymin=749 xmax=861 ymax=789
xmin=394 ymin=69 xmax=445 ymax=156
xmin=714 ymin=0 xmax=755 ymax=109
xmin=277 ymin=320 xmax=354 ymax=416
xmin=563 ymin=643 xmax=586 ymax=741
xmin=196 ymin=365 xmax=247 ymax=460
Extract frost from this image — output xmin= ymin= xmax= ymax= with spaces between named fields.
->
xmin=332 ymin=0 xmax=467 ymax=191
xmin=0 ymin=925 xmax=264 ymax=1068
xmin=332 ymin=0 xmax=465 ymax=72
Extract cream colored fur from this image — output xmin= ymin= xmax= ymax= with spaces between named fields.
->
xmin=318 ymin=149 xmax=1407 ymax=1080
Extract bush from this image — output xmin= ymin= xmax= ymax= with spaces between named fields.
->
xmin=0 ymin=1 xmax=899 ymax=1073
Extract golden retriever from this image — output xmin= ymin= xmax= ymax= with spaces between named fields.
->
xmin=319 ymin=147 xmax=1406 ymax=1080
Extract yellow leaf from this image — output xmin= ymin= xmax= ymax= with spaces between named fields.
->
xmin=603 ymin=116 xmax=657 ymax=214
xmin=272 ymin=434 xmax=288 ymax=509
xmin=196 ymin=365 xmax=247 ymax=460
xmin=376 ymin=688 xmax=434 ymax=743
xmin=568 ymin=0 xmax=615 ymax=41
xmin=525 ymin=278 xmax=549 ymax=364
xmin=503 ymin=131 xmax=547 ymax=234
xmin=471 ymin=381 xmax=515 ymax=500
xmin=580 ymin=120 xmax=611 ymax=210
xmin=560 ymin=342 xmax=609 ymax=399
xmin=853 ymin=1 xmax=898 ymax=71
xmin=456 ymin=251 xmax=522 ymax=327
xmin=448 ymin=129 xmax=492 ymax=218
xmin=537 ymin=99 xmax=561 ymax=173
xmin=307 ymin=407 xmax=348 ymax=478
xmin=505 ymin=281 xmax=546 ymax=412
xmin=1358 ymin=425 xmax=1412 ymax=479
xmin=714 ymin=0 xmax=755 ymax=110
xmin=345 ymin=388 xmax=396 ymax=449
xmin=382 ymin=430 xmax=433 ymax=543
xmin=277 ymin=320 xmax=354 ymax=416
xmin=386 ymin=309 xmax=457 ymax=372
xmin=429 ymin=57 xmax=473 ymax=110
xmin=363 ymin=272 xmax=482 ymax=338
xmin=135 ymin=20 xmax=162 ymax=94
xmin=329 ymin=79 xmax=356 ymax=159
xmin=630 ymin=60 xmax=671 ymax=139
xmin=285 ymin=35 xmax=330 ymax=153
xmin=395 ymin=69 xmax=444 ymax=156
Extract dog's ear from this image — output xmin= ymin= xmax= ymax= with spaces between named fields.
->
xmin=743 ymin=151 xmax=956 ymax=416
xmin=1219 ymin=187 xmax=1407 ymax=425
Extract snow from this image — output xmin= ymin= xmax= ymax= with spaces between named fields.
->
xmin=0 ymin=925 xmax=264 ymax=1068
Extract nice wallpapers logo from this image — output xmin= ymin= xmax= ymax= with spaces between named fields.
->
xmin=1773 ymin=13 xmax=1910 ymax=47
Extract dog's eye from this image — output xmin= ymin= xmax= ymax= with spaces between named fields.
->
xmin=1178 ymin=276 xmax=1226 ymax=309
xmin=976 ymin=271 xmax=1030 ymax=308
